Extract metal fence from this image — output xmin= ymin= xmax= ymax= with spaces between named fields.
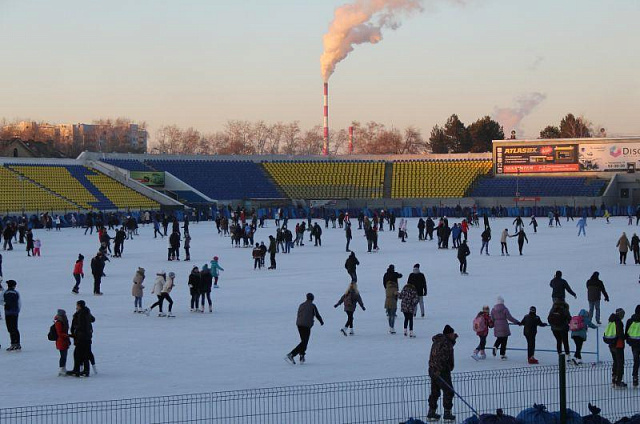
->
xmin=0 ymin=360 xmax=637 ymax=423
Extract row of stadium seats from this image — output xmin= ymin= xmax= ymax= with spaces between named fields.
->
xmin=146 ymin=160 xmax=285 ymax=200
xmin=4 ymin=164 xmax=159 ymax=211
xmin=101 ymin=158 xmax=156 ymax=172
xmin=0 ymin=167 xmax=77 ymax=212
xmin=470 ymin=177 xmax=608 ymax=197
xmin=391 ymin=160 xmax=492 ymax=198
xmin=262 ymin=161 xmax=385 ymax=199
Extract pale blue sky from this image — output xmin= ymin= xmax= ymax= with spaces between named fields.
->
xmin=1 ymin=0 xmax=638 ymax=140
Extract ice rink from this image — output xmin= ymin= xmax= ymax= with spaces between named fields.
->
xmin=1 ymin=216 xmax=639 ymax=408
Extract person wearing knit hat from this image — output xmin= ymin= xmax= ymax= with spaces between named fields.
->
xmin=407 ymin=264 xmax=427 ymax=318
xmin=132 ymin=267 xmax=146 ymax=313
xmin=491 ymin=296 xmax=520 ymax=360
xmin=53 ymin=309 xmax=71 ymax=376
xmin=72 ymin=254 xmax=85 ymax=294
xmin=605 ymin=307 xmax=627 ymax=387
xmin=427 ymin=324 xmax=458 ymax=421
xmin=520 ymin=306 xmax=547 ymax=364
xmin=472 ymin=306 xmax=493 ymax=360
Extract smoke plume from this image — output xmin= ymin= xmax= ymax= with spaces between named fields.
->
xmin=321 ymin=0 xmax=423 ymax=82
xmin=493 ymin=92 xmax=547 ymax=136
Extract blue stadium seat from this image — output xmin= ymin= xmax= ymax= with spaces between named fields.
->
xmin=470 ymin=177 xmax=608 ymax=197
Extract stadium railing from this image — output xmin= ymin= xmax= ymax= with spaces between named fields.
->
xmin=0 ymin=359 xmax=637 ymax=423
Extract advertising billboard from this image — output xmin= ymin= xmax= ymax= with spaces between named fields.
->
xmin=130 ymin=171 xmax=165 ymax=187
xmin=578 ymin=143 xmax=640 ymax=172
xmin=494 ymin=144 xmax=579 ymax=174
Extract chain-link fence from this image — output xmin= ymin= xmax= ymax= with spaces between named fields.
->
xmin=0 ymin=359 xmax=637 ymax=423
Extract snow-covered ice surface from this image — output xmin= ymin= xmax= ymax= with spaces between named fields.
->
xmin=1 ymin=217 xmax=639 ymax=408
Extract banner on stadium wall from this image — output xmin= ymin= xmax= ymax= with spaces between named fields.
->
xmin=129 ymin=171 xmax=165 ymax=187
xmin=494 ymin=144 xmax=579 ymax=174
xmin=578 ymin=143 xmax=640 ymax=172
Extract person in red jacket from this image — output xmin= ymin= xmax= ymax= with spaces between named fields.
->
xmin=72 ymin=254 xmax=84 ymax=294
xmin=54 ymin=309 xmax=71 ymax=376
xmin=461 ymin=219 xmax=469 ymax=241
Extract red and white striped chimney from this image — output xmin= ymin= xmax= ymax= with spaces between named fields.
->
xmin=348 ymin=126 xmax=354 ymax=154
xmin=323 ymin=82 xmax=329 ymax=156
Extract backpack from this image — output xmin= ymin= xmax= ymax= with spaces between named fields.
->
xmin=569 ymin=315 xmax=585 ymax=332
xmin=516 ymin=404 xmax=558 ymax=424
xmin=473 ymin=315 xmax=487 ymax=334
xmin=548 ymin=309 xmax=565 ymax=327
xmin=47 ymin=324 xmax=58 ymax=341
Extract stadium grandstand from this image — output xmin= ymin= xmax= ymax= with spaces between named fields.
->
xmin=4 ymin=135 xmax=640 ymax=216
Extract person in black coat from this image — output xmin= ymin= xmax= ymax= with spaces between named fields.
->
xmin=345 ymin=252 xmax=359 ymax=282
xmin=169 ymin=231 xmax=181 ymax=261
xmin=90 ymin=252 xmax=106 ymax=295
xmin=457 ymin=240 xmax=470 ymax=275
xmin=426 ymin=218 xmax=435 ymax=240
xmin=313 ymin=223 xmax=322 ymax=247
xmin=113 ymin=227 xmax=126 ymax=258
xmin=383 ymin=265 xmax=403 ymax=289
xmin=188 ymin=266 xmax=201 ymax=312
xmin=26 ymin=229 xmax=34 ymax=256
xmin=345 ymin=223 xmax=353 ymax=252
xmin=417 ymin=218 xmax=426 ymax=241
xmin=286 ymin=293 xmax=324 ymax=364
xmin=200 ymin=265 xmax=213 ymax=312
xmin=267 ymin=235 xmax=277 ymax=269
xmin=586 ymin=272 xmax=609 ymax=324
xmin=520 ymin=306 xmax=547 ymax=364
xmin=550 ymin=270 xmax=577 ymax=303
xmin=407 ymin=264 xmax=427 ymax=317
xmin=68 ymin=300 xmax=95 ymax=377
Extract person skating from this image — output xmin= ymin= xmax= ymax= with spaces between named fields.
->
xmin=188 ymin=266 xmax=201 ymax=312
xmin=345 ymin=252 xmax=359 ymax=282
xmin=72 ymin=254 xmax=84 ymax=294
xmin=617 ymin=232 xmax=631 ymax=264
xmin=550 ymin=270 xmax=577 ymax=303
xmin=491 ymin=296 xmax=520 ymax=360
xmin=480 ymin=227 xmax=491 ymax=255
xmin=385 ymin=274 xmax=399 ymax=334
xmin=200 ymin=264 xmax=213 ymax=312
xmin=131 ymin=267 xmax=146 ymax=313
xmin=418 ymin=218 xmax=425 ymax=241
xmin=603 ymin=308 xmax=627 ymax=387
xmin=586 ymin=272 xmax=609 ymax=324
xmin=383 ymin=264 xmax=403 ymax=290
xmin=500 ymin=229 xmax=510 ymax=256
xmin=67 ymin=300 xmax=95 ymax=377
xmin=3 ymin=280 xmax=21 ymax=351
xmin=472 ymin=306 xmax=493 ymax=360
xmin=512 ymin=229 xmax=528 ymax=255
xmin=529 ymin=216 xmax=538 ymax=233
xmin=53 ymin=309 xmax=71 ymax=376
xmin=113 ymin=227 xmax=126 ymax=258
xmin=334 ymin=281 xmax=365 ymax=336
xmin=513 ymin=216 xmax=524 ymax=232
xmin=147 ymin=271 xmax=167 ymax=317
xmin=398 ymin=281 xmax=419 ymax=337
xmin=624 ymin=305 xmax=640 ymax=388
xmin=632 ymin=233 xmax=640 ymax=264
xmin=407 ymin=264 xmax=427 ymax=318
xmin=457 ymin=240 xmax=470 ymax=275
xmin=427 ymin=325 xmax=458 ymax=422
xmin=426 ymin=217 xmax=435 ymax=240
xmin=313 ymin=223 xmax=322 ymax=247
xmin=90 ymin=252 xmax=106 ymax=295
xmin=210 ymin=256 xmax=224 ymax=286
xmin=252 ymin=243 xmax=262 ymax=269
xmin=570 ymin=308 xmax=597 ymax=365
xmin=345 ymin=222 xmax=352 ymax=252
xmin=285 ymin=293 xmax=324 ymax=365
xmin=184 ymin=232 xmax=191 ymax=261
xmin=520 ymin=306 xmax=547 ymax=364
xmin=577 ymin=217 xmax=587 ymax=236
xmin=26 ymin=229 xmax=34 ymax=256
xmin=169 ymin=230 xmax=181 ymax=261
xmin=548 ymin=300 xmax=572 ymax=358
xmin=268 ymin=236 xmax=277 ymax=269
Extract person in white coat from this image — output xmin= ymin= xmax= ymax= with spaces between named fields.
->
xmin=500 ymin=229 xmax=510 ymax=256
xmin=147 ymin=271 xmax=167 ymax=317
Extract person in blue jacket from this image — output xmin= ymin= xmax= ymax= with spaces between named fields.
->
xmin=210 ymin=256 xmax=224 ymax=288
xmin=570 ymin=308 xmax=597 ymax=365
xmin=577 ymin=217 xmax=587 ymax=236
xmin=3 ymin=280 xmax=21 ymax=351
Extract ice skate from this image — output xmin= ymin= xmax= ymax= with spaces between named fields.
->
xmin=492 ymin=347 xmax=497 ymax=356
xmin=158 ymin=312 xmax=167 ymax=317
xmin=471 ymin=353 xmax=480 ymax=361
xmin=167 ymin=312 xmax=175 ymax=318
xmin=479 ymin=351 xmax=487 ymax=360
xmin=426 ymin=409 xmax=441 ymax=421
xmin=340 ymin=328 xmax=348 ymax=336
xmin=91 ymin=364 xmax=98 ymax=374
xmin=58 ymin=367 xmax=68 ymax=376
xmin=299 ymin=355 xmax=305 ymax=364
xmin=389 ymin=327 xmax=396 ymax=334
xmin=404 ymin=329 xmax=408 ymax=337
xmin=500 ymin=355 xmax=508 ymax=361
xmin=284 ymin=353 xmax=295 ymax=365
xmin=409 ymin=331 xmax=416 ymax=338
xmin=143 ymin=309 xmax=150 ymax=316
xmin=528 ymin=357 xmax=539 ymax=365
xmin=349 ymin=329 xmax=354 ymax=336
xmin=443 ymin=410 xmax=456 ymax=422
xmin=209 ymin=306 xmax=213 ymax=313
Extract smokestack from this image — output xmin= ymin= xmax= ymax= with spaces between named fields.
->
xmin=348 ymin=126 xmax=354 ymax=154
xmin=323 ymin=82 xmax=329 ymax=156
